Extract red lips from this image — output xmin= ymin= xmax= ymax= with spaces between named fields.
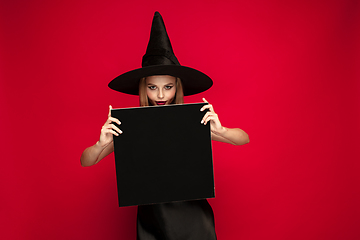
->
xmin=156 ymin=101 xmax=166 ymax=105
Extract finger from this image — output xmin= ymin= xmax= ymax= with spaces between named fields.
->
xmin=109 ymin=129 xmax=119 ymax=136
xmin=108 ymin=105 xmax=112 ymax=117
xmin=204 ymin=115 xmax=217 ymax=125
xmin=200 ymin=104 xmax=213 ymax=112
xmin=108 ymin=116 xmax=121 ymax=125
xmin=101 ymin=121 xmax=120 ymax=129
xmin=110 ymin=124 xmax=123 ymax=134
xmin=201 ymin=111 xmax=212 ymax=124
xmin=103 ymin=127 xmax=122 ymax=136
xmin=200 ymin=98 xmax=209 ymax=111
xmin=203 ymin=112 xmax=219 ymax=125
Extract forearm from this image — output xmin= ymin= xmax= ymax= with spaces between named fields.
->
xmin=80 ymin=141 xmax=111 ymax=167
xmin=212 ymin=127 xmax=249 ymax=146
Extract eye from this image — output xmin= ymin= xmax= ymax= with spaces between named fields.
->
xmin=164 ymin=85 xmax=174 ymax=90
xmin=148 ymin=85 xmax=157 ymax=90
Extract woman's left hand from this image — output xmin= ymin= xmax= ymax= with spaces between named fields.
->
xmin=200 ymin=98 xmax=225 ymax=135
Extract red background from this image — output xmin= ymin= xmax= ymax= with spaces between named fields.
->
xmin=1 ymin=0 xmax=360 ymax=239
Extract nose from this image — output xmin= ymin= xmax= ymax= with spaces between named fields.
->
xmin=158 ymin=89 xmax=164 ymax=99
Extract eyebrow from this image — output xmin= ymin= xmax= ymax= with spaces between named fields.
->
xmin=147 ymin=83 xmax=175 ymax=86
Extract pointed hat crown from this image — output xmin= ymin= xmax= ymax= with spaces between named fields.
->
xmin=142 ymin=12 xmax=180 ymax=67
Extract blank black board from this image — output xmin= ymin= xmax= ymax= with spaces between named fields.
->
xmin=111 ymin=103 xmax=214 ymax=207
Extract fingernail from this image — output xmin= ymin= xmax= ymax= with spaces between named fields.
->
xmin=201 ymin=120 xmax=204 ymax=124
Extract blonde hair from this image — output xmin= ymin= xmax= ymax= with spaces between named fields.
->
xmin=139 ymin=77 xmax=184 ymax=106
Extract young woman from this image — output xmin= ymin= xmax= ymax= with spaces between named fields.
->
xmin=81 ymin=12 xmax=249 ymax=240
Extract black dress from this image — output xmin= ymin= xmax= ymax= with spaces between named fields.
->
xmin=137 ymin=199 xmax=217 ymax=240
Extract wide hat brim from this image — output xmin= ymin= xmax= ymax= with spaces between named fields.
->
xmin=108 ymin=64 xmax=213 ymax=96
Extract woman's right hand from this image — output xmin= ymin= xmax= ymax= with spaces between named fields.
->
xmin=98 ymin=105 xmax=122 ymax=147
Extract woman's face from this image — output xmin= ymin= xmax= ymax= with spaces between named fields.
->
xmin=146 ymin=75 xmax=176 ymax=106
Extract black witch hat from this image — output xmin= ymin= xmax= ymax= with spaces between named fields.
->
xmin=108 ymin=12 xmax=212 ymax=96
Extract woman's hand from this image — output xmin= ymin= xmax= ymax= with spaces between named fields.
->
xmin=200 ymin=98 xmax=225 ymax=135
xmin=200 ymin=98 xmax=250 ymax=145
xmin=98 ymin=105 xmax=122 ymax=147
